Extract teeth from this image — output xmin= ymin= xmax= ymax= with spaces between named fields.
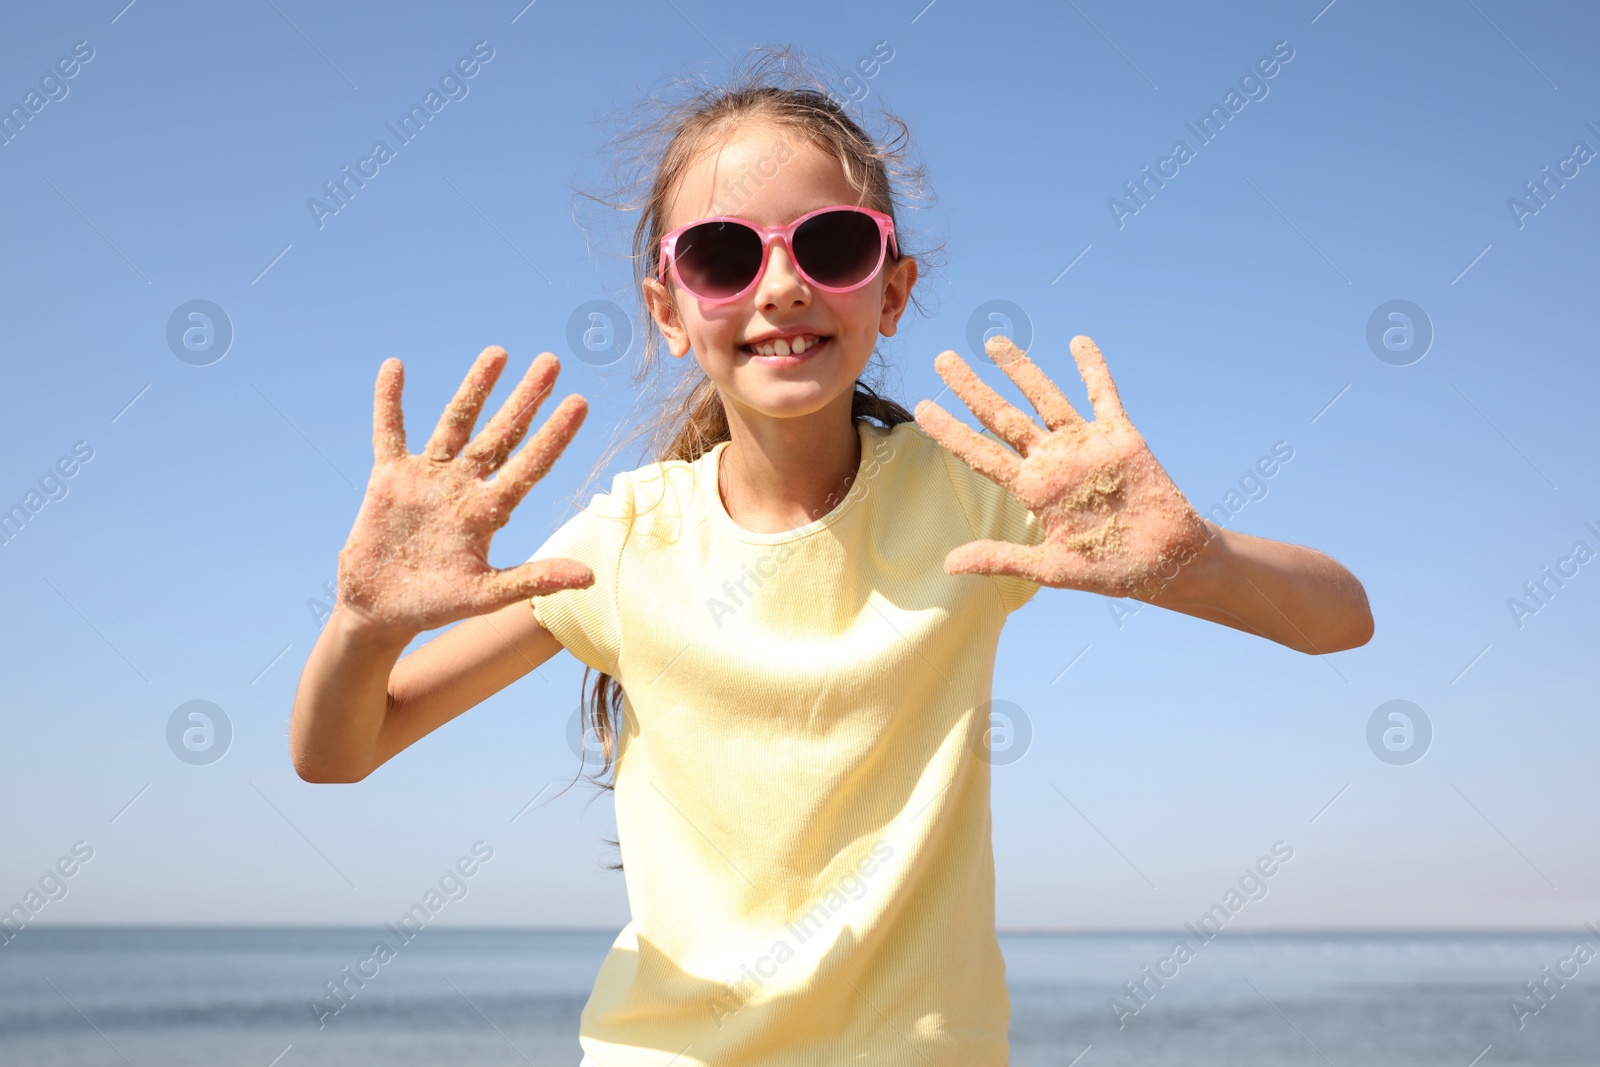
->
xmin=750 ymin=335 xmax=821 ymax=357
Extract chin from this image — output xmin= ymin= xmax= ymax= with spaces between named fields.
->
xmin=731 ymin=384 xmax=854 ymax=420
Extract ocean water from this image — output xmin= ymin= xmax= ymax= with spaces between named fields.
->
xmin=0 ymin=929 xmax=1594 ymax=1065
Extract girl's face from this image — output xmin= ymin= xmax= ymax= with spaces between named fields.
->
xmin=642 ymin=123 xmax=918 ymax=425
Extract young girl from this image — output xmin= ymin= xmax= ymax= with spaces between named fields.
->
xmin=290 ymin=51 xmax=1372 ymax=1067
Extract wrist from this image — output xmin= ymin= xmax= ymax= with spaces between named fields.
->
xmin=1139 ymin=519 xmax=1230 ymax=608
xmin=326 ymin=599 xmax=420 ymax=654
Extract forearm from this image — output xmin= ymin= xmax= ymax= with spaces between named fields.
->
xmin=289 ymin=605 xmax=416 ymax=782
xmin=1140 ymin=520 xmax=1373 ymax=654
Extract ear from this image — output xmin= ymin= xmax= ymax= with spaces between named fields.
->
xmin=642 ymin=277 xmax=691 ymax=359
xmin=877 ymin=255 xmax=918 ymax=338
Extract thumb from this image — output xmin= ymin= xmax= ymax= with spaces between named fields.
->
xmin=479 ymin=558 xmax=595 ymax=607
xmin=945 ymin=540 xmax=1040 ymax=579
xmin=946 ymin=540 xmax=1094 ymax=591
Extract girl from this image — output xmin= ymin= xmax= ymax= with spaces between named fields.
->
xmin=290 ymin=49 xmax=1372 ymax=1067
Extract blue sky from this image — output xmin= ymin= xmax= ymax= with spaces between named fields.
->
xmin=1 ymin=0 xmax=1596 ymax=933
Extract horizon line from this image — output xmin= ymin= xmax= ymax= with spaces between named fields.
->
xmin=13 ymin=923 xmax=1597 ymax=937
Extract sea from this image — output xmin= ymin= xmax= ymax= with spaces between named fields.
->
xmin=1 ymin=928 xmax=1594 ymax=1065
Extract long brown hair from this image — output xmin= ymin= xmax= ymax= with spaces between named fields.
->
xmin=558 ymin=45 xmax=942 ymax=867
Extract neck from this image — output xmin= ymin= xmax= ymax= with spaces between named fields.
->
xmin=718 ymin=397 xmax=862 ymax=534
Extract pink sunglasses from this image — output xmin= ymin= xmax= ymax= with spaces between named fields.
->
xmin=657 ymin=204 xmax=899 ymax=305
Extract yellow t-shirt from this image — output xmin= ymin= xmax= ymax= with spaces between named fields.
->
xmin=526 ymin=417 xmax=1046 ymax=1066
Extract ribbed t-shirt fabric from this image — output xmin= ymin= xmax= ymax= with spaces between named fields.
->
xmin=525 ymin=418 xmax=1046 ymax=1066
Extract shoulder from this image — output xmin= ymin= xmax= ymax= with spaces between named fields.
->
xmin=873 ymin=417 xmax=1017 ymax=497
xmin=867 ymin=417 xmax=944 ymax=473
xmin=848 ymin=419 xmax=940 ymax=504
xmin=858 ymin=417 xmax=1013 ymax=510
xmin=554 ymin=448 xmax=711 ymax=547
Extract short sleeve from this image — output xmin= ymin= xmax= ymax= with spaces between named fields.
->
xmin=525 ymin=471 xmax=634 ymax=678
xmin=935 ymin=435 xmax=1048 ymax=615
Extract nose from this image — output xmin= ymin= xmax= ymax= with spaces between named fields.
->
xmin=752 ymin=237 xmax=809 ymax=309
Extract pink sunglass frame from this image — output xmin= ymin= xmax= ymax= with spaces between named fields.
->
xmin=657 ymin=204 xmax=899 ymax=305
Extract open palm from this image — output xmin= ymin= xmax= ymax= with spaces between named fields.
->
xmin=336 ymin=345 xmax=595 ymax=637
xmin=914 ymin=334 xmax=1211 ymax=599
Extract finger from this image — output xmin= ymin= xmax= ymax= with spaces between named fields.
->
xmin=946 ymin=539 xmax=1106 ymax=592
xmin=914 ymin=397 xmax=1021 ymax=488
xmin=946 ymin=540 xmax=1052 ymax=580
xmin=1070 ymin=335 xmax=1128 ymax=425
xmin=479 ymin=557 xmax=595 ymax=607
xmin=985 ymin=336 xmax=1087 ymax=433
xmin=424 ymin=346 xmax=509 ymax=462
xmin=485 ymin=393 xmax=589 ymax=519
xmin=373 ymin=358 xmax=408 ymax=464
xmin=459 ymin=352 xmax=561 ymax=478
xmin=932 ymin=350 xmax=1044 ymax=454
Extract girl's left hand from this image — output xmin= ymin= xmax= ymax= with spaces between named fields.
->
xmin=915 ymin=334 xmax=1212 ymax=599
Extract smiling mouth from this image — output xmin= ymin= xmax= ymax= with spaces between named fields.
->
xmin=741 ymin=334 xmax=829 ymax=358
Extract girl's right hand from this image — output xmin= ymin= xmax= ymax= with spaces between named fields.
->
xmin=334 ymin=345 xmax=595 ymax=642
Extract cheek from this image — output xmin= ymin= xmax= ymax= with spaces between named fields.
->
xmin=680 ymin=302 xmax=741 ymax=350
xmin=826 ymin=290 xmax=883 ymax=336
xmin=709 ymin=321 xmax=750 ymax=354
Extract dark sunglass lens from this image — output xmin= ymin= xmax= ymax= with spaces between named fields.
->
xmin=793 ymin=210 xmax=881 ymax=287
xmin=674 ymin=221 xmax=763 ymax=298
